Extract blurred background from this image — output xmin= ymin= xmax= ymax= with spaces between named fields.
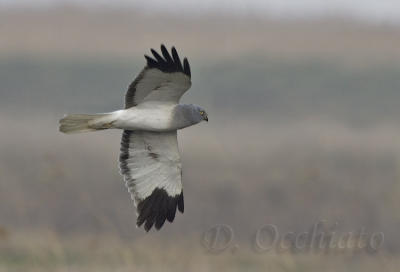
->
xmin=1 ymin=0 xmax=400 ymax=271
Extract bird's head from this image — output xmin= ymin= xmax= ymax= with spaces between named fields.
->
xmin=196 ymin=106 xmax=208 ymax=122
xmin=180 ymin=104 xmax=208 ymax=124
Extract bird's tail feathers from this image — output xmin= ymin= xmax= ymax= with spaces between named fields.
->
xmin=59 ymin=113 xmax=116 ymax=134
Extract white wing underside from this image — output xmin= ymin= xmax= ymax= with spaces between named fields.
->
xmin=120 ymin=130 xmax=182 ymax=205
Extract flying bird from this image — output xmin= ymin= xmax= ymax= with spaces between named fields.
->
xmin=59 ymin=45 xmax=208 ymax=231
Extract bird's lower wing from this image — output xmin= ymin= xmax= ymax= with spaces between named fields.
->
xmin=119 ymin=130 xmax=183 ymax=231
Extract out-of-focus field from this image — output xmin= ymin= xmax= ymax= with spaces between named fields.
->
xmin=1 ymin=232 xmax=400 ymax=272
xmin=1 ymin=7 xmax=400 ymax=271
xmin=2 ymin=8 xmax=400 ymax=63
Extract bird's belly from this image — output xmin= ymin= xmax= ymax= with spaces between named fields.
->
xmin=123 ymin=118 xmax=173 ymax=131
xmin=113 ymin=107 xmax=176 ymax=132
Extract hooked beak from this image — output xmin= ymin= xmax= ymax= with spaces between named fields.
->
xmin=204 ymin=115 xmax=208 ymax=122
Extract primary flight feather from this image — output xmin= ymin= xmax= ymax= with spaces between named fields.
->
xmin=59 ymin=45 xmax=208 ymax=231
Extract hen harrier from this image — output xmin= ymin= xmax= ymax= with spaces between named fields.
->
xmin=59 ymin=45 xmax=208 ymax=231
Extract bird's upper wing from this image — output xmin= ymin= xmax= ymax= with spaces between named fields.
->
xmin=119 ymin=130 xmax=184 ymax=231
xmin=125 ymin=45 xmax=191 ymax=108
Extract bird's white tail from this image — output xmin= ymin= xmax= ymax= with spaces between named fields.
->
xmin=59 ymin=113 xmax=115 ymax=134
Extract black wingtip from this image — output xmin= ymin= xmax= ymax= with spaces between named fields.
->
xmin=177 ymin=193 xmax=184 ymax=213
xmin=144 ymin=45 xmax=191 ymax=78
xmin=136 ymin=188 xmax=184 ymax=232
xmin=171 ymin=47 xmax=183 ymax=71
xmin=144 ymin=55 xmax=157 ymax=68
xmin=151 ymin=48 xmax=166 ymax=64
xmin=183 ymin=58 xmax=191 ymax=78
xmin=161 ymin=44 xmax=173 ymax=63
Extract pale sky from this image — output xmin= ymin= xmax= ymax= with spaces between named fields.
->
xmin=2 ymin=0 xmax=400 ymax=24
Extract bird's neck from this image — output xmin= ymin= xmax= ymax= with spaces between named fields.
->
xmin=172 ymin=104 xmax=202 ymax=129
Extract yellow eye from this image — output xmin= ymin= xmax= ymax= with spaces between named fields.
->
xmin=200 ymin=111 xmax=204 ymax=115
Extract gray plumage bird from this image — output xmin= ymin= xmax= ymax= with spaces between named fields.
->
xmin=59 ymin=45 xmax=208 ymax=231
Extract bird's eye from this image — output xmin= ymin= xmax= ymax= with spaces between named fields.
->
xmin=199 ymin=111 xmax=204 ymax=115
